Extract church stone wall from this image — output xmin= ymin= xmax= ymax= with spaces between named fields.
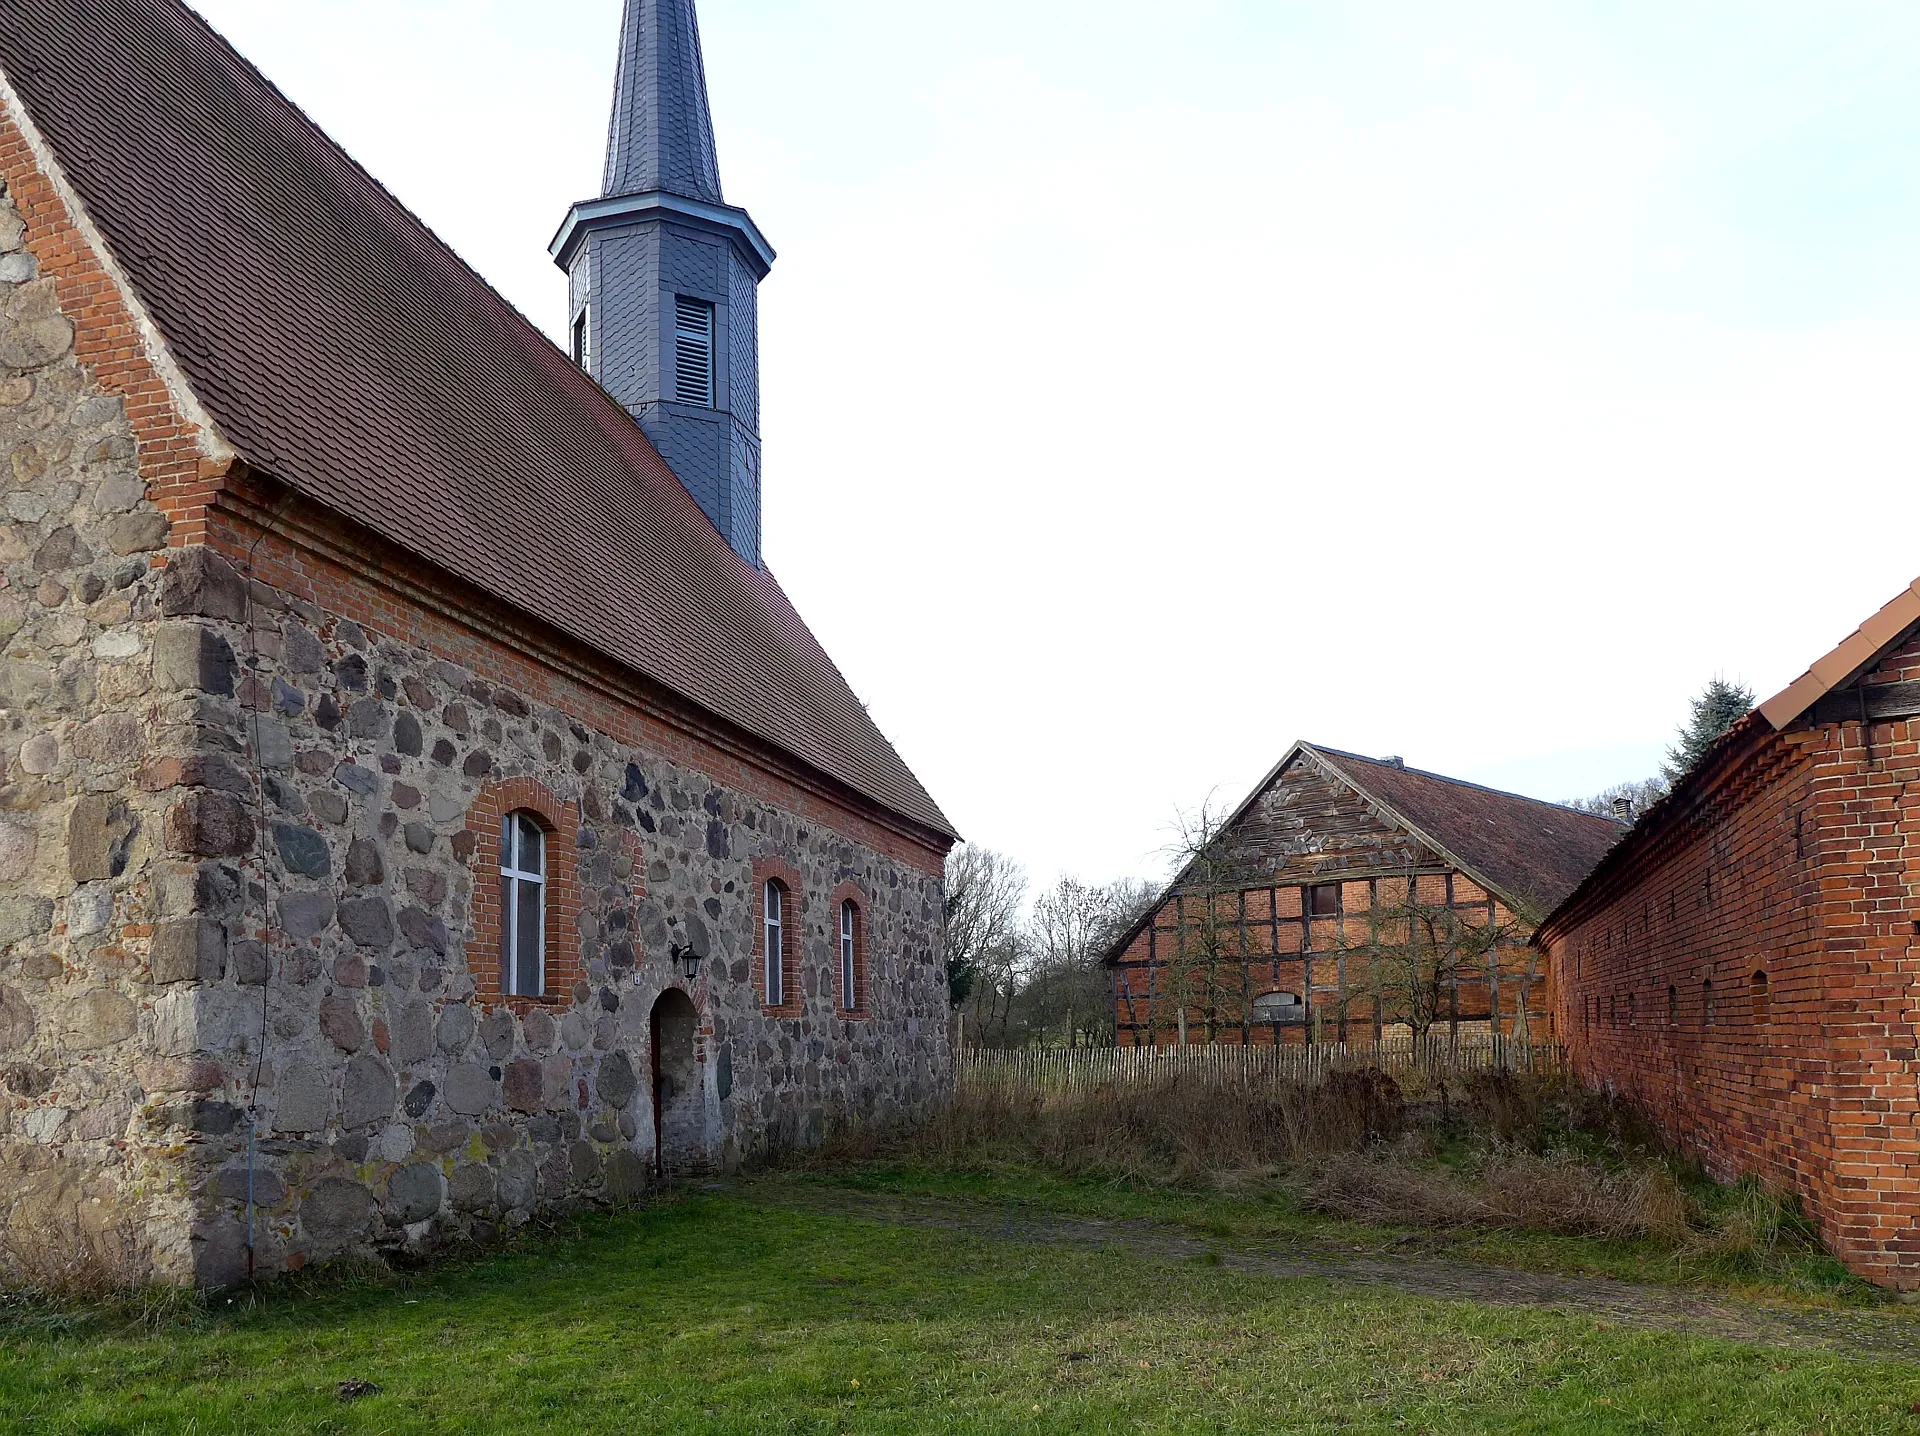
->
xmin=153 ymin=538 xmax=947 ymax=1284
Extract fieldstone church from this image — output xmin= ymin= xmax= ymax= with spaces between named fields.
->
xmin=0 ymin=0 xmax=956 ymax=1285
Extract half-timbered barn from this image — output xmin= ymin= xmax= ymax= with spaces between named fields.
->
xmin=1101 ymin=744 xmax=1622 ymax=1048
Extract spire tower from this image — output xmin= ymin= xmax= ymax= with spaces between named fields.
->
xmin=552 ymin=0 xmax=774 ymax=566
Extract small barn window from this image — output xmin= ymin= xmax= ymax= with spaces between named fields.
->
xmin=1252 ymin=990 xmax=1305 ymax=1025
xmin=1308 ymin=884 xmax=1340 ymax=917
xmin=1627 ymin=992 xmax=1636 ymax=1028
xmin=1666 ymin=984 xmax=1678 ymax=1024
xmin=1751 ymin=969 xmax=1769 ymax=1025
xmin=763 ymin=879 xmax=787 ymax=1006
xmin=674 ymin=296 xmax=715 ymax=406
xmin=1702 ymin=977 xmax=1715 ymax=1027
xmin=571 ymin=305 xmax=590 ymax=370
xmin=500 ymin=811 xmax=546 ymax=997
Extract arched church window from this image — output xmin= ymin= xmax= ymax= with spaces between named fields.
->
xmin=840 ymin=899 xmax=860 ymax=1012
xmin=500 ymin=810 xmax=547 ymax=996
xmin=763 ymin=878 xmax=786 ymax=1007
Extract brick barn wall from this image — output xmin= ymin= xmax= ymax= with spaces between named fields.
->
xmin=1546 ymin=640 xmax=1920 ymax=1287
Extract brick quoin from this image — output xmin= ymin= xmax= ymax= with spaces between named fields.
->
xmin=1542 ymin=631 xmax=1920 ymax=1288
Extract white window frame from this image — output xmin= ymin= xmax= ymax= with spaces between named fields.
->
xmin=763 ymin=879 xmax=784 ymax=1007
xmin=840 ymin=899 xmax=857 ymax=1011
xmin=500 ymin=811 xmax=546 ymax=997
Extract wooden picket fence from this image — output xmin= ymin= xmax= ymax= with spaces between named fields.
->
xmin=954 ymin=1035 xmax=1562 ymax=1096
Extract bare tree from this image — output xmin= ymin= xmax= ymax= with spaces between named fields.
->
xmin=1021 ymin=876 xmax=1160 ymax=1047
xmin=943 ymin=844 xmax=1027 ymax=1048
xmin=1563 ymin=776 xmax=1667 ymax=821
xmin=1159 ymin=796 xmax=1257 ymax=1046
xmin=1339 ymin=877 xmax=1535 ymax=1041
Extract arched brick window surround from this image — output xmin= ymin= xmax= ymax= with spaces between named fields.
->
xmin=752 ymin=855 xmax=804 ymax=1017
xmin=467 ymin=777 xmax=582 ymax=1008
xmin=829 ymin=880 xmax=870 ymax=1019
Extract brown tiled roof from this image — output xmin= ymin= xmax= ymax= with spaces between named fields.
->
xmin=1309 ymin=747 xmax=1625 ymax=915
xmin=0 ymin=0 xmax=954 ymax=842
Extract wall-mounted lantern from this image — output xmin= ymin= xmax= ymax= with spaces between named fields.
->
xmin=670 ymin=941 xmax=703 ymax=984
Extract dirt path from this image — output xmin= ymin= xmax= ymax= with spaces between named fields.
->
xmin=737 ymin=1183 xmax=1920 ymax=1364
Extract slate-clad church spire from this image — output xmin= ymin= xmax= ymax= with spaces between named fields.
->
xmin=602 ymin=0 xmax=722 ymax=203
xmin=552 ymin=0 xmax=775 ymax=566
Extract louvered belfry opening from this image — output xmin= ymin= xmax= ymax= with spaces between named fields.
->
xmin=673 ymin=296 xmax=715 ymax=406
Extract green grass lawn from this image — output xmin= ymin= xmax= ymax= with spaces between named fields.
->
xmin=800 ymin=1161 xmax=1877 ymax=1306
xmin=7 ymin=1177 xmax=1920 ymax=1434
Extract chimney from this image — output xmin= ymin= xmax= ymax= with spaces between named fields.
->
xmin=1611 ymin=796 xmax=1635 ymax=821
xmin=1383 ymin=755 xmax=1405 ymax=770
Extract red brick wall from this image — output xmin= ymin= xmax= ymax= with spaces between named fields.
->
xmin=1544 ymin=637 xmax=1920 ymax=1286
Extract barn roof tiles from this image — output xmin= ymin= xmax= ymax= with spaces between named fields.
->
xmin=1307 ymin=746 xmax=1626 ymax=914
xmin=0 ymin=0 xmax=954 ymax=842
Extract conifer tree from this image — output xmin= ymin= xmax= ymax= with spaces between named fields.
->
xmin=1662 ymin=678 xmax=1756 ymax=785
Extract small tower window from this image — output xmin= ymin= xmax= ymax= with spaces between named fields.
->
xmin=674 ymin=296 xmax=715 ymax=406
xmin=572 ymin=305 xmax=591 ymax=371
xmin=500 ymin=811 xmax=547 ymax=997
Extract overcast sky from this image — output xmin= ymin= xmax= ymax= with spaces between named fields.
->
xmin=191 ymin=0 xmax=1920 ymax=894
